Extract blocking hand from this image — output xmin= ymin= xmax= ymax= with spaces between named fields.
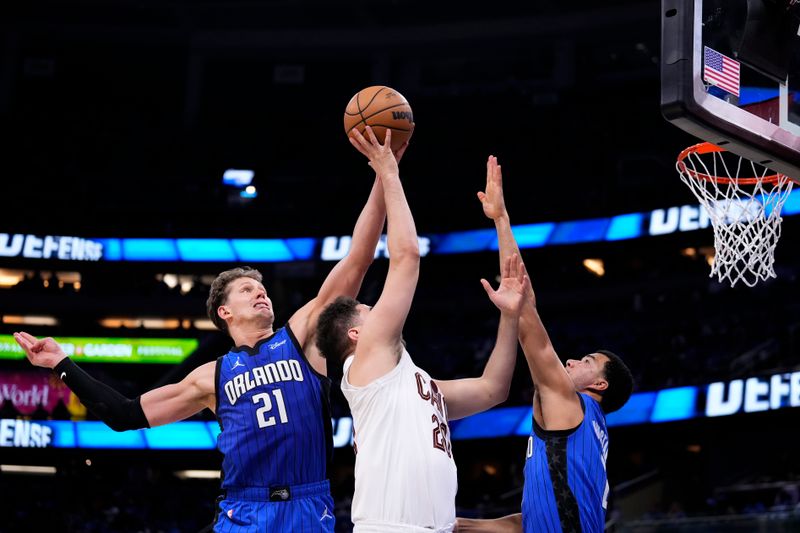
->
xmin=477 ymin=155 xmax=508 ymax=221
xmin=480 ymin=253 xmax=530 ymax=317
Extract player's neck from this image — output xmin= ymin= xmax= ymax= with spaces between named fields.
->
xmin=229 ymin=324 xmax=274 ymax=349
xmin=581 ymin=388 xmax=603 ymax=405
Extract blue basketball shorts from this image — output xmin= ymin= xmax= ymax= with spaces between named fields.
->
xmin=213 ymin=480 xmax=335 ymax=532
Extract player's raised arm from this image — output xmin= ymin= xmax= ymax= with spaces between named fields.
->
xmin=347 ymin=127 xmax=419 ymax=386
xmin=435 ymin=254 xmax=529 ymax=420
xmin=478 ymin=156 xmax=582 ymax=427
xmin=516 ymin=291 xmax=584 ymax=428
xmin=287 ymin=174 xmax=385 ymax=352
xmin=13 ymin=331 xmax=214 ymax=431
xmin=288 ymin=139 xmax=410 ymax=359
xmin=478 ymin=156 xmax=534 ymax=303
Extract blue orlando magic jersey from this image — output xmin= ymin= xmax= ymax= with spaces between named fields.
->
xmin=522 ymin=393 xmax=609 ymax=533
xmin=215 ymin=325 xmax=332 ymax=489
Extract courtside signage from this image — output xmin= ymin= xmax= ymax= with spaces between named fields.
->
xmin=0 ymin=234 xmax=103 ymax=261
xmin=3 ymin=189 xmax=800 ymax=262
xmin=2 ymin=370 xmax=796 ymax=449
xmin=607 ymin=370 xmax=800 ymax=426
xmin=705 ymin=372 xmax=800 ymax=417
xmin=0 ymin=335 xmax=198 ymax=364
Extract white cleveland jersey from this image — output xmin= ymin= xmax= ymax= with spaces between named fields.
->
xmin=341 ymin=349 xmax=458 ymax=533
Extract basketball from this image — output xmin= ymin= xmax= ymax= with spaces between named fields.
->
xmin=344 ymin=86 xmax=414 ymax=152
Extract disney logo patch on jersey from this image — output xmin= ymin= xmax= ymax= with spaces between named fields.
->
xmin=268 ymin=339 xmax=287 ymax=350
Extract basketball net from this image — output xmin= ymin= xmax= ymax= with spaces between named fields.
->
xmin=676 ymin=142 xmax=794 ymax=287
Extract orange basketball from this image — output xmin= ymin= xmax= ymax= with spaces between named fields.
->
xmin=344 ymin=86 xmax=414 ymax=152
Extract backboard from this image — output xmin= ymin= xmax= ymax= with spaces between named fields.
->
xmin=661 ymin=0 xmax=800 ymax=181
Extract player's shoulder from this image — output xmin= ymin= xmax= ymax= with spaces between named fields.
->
xmin=188 ymin=361 xmax=217 ymax=395
xmin=194 ymin=360 xmax=217 ymax=376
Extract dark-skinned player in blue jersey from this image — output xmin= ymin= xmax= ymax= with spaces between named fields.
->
xmin=456 ymin=156 xmax=634 ymax=533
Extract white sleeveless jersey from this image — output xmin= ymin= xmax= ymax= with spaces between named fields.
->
xmin=341 ymin=349 xmax=458 ymax=533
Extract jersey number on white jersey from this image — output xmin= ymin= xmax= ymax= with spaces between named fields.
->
xmin=431 ymin=413 xmax=452 ymax=458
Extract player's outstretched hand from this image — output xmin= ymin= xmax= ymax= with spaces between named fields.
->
xmin=349 ymin=126 xmax=400 ymax=180
xmin=394 ymin=139 xmax=410 ymax=164
xmin=13 ymin=331 xmax=68 ymax=369
xmin=477 ymin=155 xmax=508 ymax=221
xmin=480 ymin=253 xmax=530 ymax=316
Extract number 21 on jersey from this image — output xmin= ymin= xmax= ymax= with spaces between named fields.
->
xmin=253 ymin=389 xmax=288 ymax=428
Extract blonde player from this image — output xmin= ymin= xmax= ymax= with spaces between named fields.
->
xmin=316 ymin=127 xmax=530 ymax=532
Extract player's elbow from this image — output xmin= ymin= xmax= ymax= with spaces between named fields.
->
xmin=346 ymin=243 xmax=379 ymax=269
xmin=106 ymin=415 xmax=149 ymax=432
xmin=495 ymin=386 xmax=510 ymax=406
xmin=487 ymin=390 xmax=509 ymax=409
xmin=107 ymin=419 xmax=132 ymax=432
xmin=392 ymin=241 xmax=420 ymax=262
xmin=92 ymin=399 xmax=150 ymax=432
xmin=391 ymin=251 xmax=420 ymax=277
xmin=483 ymin=380 xmax=510 ymax=408
xmin=101 ymin=410 xmax=140 ymax=432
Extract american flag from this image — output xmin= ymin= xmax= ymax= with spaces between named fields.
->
xmin=703 ymin=46 xmax=740 ymax=97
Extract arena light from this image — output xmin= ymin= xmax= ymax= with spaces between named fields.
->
xmin=0 ymin=464 xmax=56 ymax=475
xmin=141 ymin=318 xmax=181 ymax=330
xmin=0 ymin=269 xmax=26 ymax=287
xmin=2 ymin=315 xmax=58 ymax=326
xmin=582 ymin=258 xmax=606 ymax=277
xmin=240 ymin=185 xmax=257 ymax=199
xmin=99 ymin=318 xmax=142 ymax=329
xmin=100 ymin=317 xmax=184 ymax=330
xmin=55 ymin=271 xmax=81 ymax=285
xmin=193 ymin=319 xmax=216 ymax=331
xmin=174 ymin=469 xmax=221 ymax=480
xmin=222 ymin=169 xmax=254 ymax=187
xmin=160 ymin=273 xmax=178 ymax=288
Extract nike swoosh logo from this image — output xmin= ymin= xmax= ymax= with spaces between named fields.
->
xmin=60 ymin=372 xmax=66 ymax=380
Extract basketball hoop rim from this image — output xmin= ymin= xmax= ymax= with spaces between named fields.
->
xmin=676 ymin=142 xmax=787 ymax=185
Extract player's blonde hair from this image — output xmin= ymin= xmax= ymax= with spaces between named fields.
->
xmin=206 ymin=267 xmax=263 ymax=331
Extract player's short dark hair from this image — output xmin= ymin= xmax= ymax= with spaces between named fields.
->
xmin=206 ymin=267 xmax=263 ymax=331
xmin=595 ymin=349 xmax=634 ymax=414
xmin=316 ymin=296 xmax=361 ymax=362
